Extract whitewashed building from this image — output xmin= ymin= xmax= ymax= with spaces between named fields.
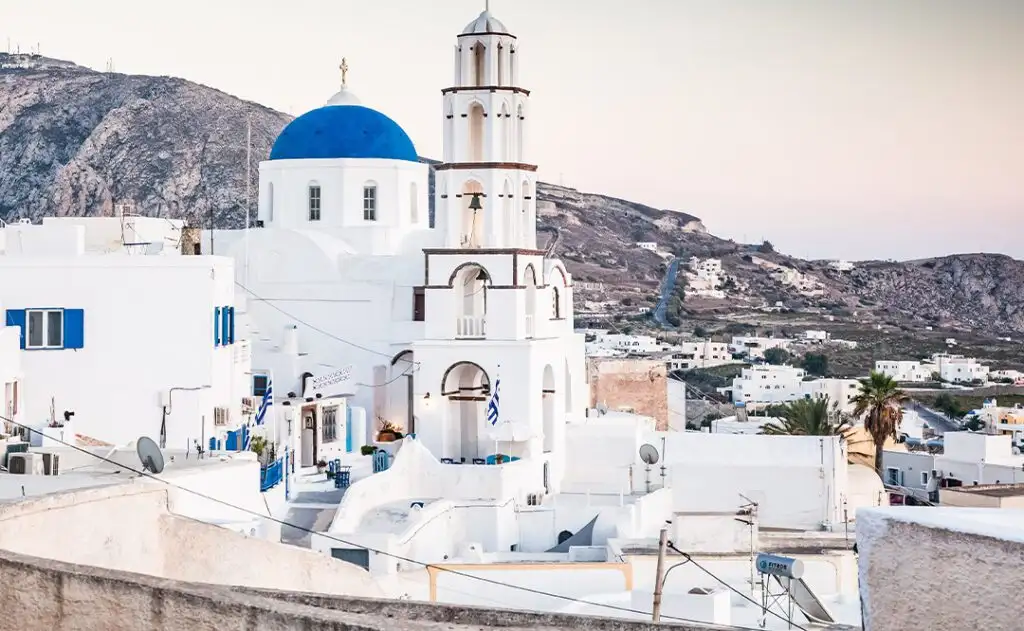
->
xmin=728 ymin=335 xmax=791 ymax=360
xmin=729 ymin=365 xmax=858 ymax=413
xmin=587 ymin=333 xmax=663 ymax=356
xmin=874 ymin=360 xmax=932 ymax=382
xmin=665 ymin=340 xmax=733 ymax=371
xmin=0 ymin=218 xmax=250 ymax=449
xmin=206 ymin=7 xmax=587 ymax=491
xmin=934 ymin=354 xmax=989 ymax=383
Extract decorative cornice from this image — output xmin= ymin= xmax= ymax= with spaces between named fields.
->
xmin=423 ymin=248 xmax=546 ymax=256
xmin=442 ymin=86 xmax=531 ymax=96
xmin=434 ymin=162 xmax=538 ymax=172
xmin=457 ymin=32 xmax=518 ymax=40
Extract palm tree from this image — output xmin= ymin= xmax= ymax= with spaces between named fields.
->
xmin=852 ymin=371 xmax=909 ymax=479
xmin=761 ymin=396 xmax=848 ymax=436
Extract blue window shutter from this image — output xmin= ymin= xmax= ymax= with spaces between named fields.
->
xmin=4 ymin=310 xmax=26 ymax=350
xmin=214 ymin=307 xmax=222 ymax=346
xmin=228 ymin=307 xmax=236 ymax=344
xmin=221 ymin=306 xmax=231 ymax=345
xmin=63 ymin=309 xmax=85 ymax=349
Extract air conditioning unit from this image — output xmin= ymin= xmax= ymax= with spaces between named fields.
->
xmin=8 ymin=452 xmax=43 ymax=475
xmin=41 ymin=452 xmax=60 ymax=476
xmin=241 ymin=397 xmax=256 ymax=415
xmin=213 ymin=407 xmax=230 ymax=427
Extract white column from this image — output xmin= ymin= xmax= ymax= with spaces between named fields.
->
xmin=453 ymin=45 xmax=461 ymax=86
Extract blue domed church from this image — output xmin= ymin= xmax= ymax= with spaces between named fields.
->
xmin=211 ymin=10 xmax=585 ymax=502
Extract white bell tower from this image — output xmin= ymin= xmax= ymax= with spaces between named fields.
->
xmin=435 ymin=6 xmax=537 ymax=250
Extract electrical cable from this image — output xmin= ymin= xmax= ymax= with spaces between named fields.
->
xmin=0 ymin=412 xmax=756 ymax=629
xmin=666 ymin=541 xmax=809 ymax=631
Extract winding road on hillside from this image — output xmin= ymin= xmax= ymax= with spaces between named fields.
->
xmin=653 ymin=258 xmax=682 ymax=328
xmin=908 ymin=402 xmax=961 ymax=435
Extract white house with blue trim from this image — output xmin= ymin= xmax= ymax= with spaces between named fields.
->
xmin=0 ymin=218 xmax=252 ymax=450
xmin=204 ymin=8 xmax=587 ymax=496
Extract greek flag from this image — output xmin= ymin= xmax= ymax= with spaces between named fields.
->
xmin=487 ymin=376 xmax=500 ymax=426
xmin=255 ymin=379 xmax=273 ymax=426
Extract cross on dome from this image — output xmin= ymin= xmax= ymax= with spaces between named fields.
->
xmin=326 ymin=58 xmax=361 ymax=106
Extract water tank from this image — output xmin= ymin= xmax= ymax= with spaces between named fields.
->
xmin=755 ymin=553 xmax=804 ymax=579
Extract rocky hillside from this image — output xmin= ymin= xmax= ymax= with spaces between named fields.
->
xmin=2 ymin=56 xmax=1023 ymax=334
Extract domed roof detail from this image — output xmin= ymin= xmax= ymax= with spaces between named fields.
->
xmin=326 ymin=86 xmax=361 ymax=106
xmin=269 ymin=105 xmax=418 ymax=162
xmin=462 ymin=10 xmax=511 ymax=35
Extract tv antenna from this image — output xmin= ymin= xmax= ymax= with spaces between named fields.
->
xmin=639 ymin=443 xmax=660 ymax=493
xmin=136 ymin=436 xmax=166 ymax=474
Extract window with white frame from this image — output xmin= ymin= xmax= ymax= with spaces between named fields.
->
xmin=886 ymin=467 xmax=901 ymax=486
xmin=363 ymin=184 xmax=377 ymax=221
xmin=308 ymin=184 xmax=321 ymax=221
xmin=322 ymin=406 xmax=339 ymax=443
xmin=26 ymin=309 xmax=63 ymax=349
xmin=921 ymin=471 xmax=929 ymax=486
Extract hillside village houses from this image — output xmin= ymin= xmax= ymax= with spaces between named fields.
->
xmin=875 ymin=353 xmax=991 ymax=384
xmin=726 ymin=364 xmax=859 ymax=413
xmin=0 ymin=8 xmax=1014 ymax=631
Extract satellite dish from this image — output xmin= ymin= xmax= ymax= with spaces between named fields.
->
xmin=639 ymin=443 xmax=660 ymax=465
xmin=136 ymin=436 xmax=165 ymax=474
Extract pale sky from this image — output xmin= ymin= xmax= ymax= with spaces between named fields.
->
xmin=3 ymin=0 xmax=1022 ymax=261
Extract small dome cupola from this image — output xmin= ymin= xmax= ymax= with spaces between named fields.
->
xmin=325 ymin=57 xmax=361 ymax=106
xmin=462 ymin=9 xmax=511 ymax=36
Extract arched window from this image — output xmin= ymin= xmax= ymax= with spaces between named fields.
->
xmin=468 ymin=103 xmax=485 ymax=162
xmin=308 ymin=184 xmax=321 ymax=221
xmin=363 ymin=183 xmax=377 ymax=221
xmin=497 ymin=44 xmax=506 ymax=86
xmin=473 ymin=42 xmax=487 ymax=86
xmin=410 ymin=182 xmax=419 ymax=224
xmin=501 ymin=102 xmax=511 ymax=161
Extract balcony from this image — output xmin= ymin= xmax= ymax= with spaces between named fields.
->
xmin=525 ymin=314 xmax=535 ymax=339
xmin=456 ymin=316 xmax=486 ymax=339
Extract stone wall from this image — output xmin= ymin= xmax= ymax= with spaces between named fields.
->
xmin=858 ymin=506 xmax=1024 ymax=631
xmin=588 ymin=359 xmax=668 ymax=430
xmin=0 ymin=548 xmax=739 ymax=631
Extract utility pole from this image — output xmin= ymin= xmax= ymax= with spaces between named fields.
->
xmin=652 ymin=527 xmax=668 ymax=622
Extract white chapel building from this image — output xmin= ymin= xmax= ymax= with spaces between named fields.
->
xmin=207 ymin=8 xmax=587 ymax=489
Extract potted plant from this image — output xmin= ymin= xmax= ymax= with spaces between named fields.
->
xmin=376 ymin=421 xmax=404 ymax=443
xmin=360 ymin=445 xmax=377 ymax=456
xmin=316 ymin=459 xmax=328 ymax=474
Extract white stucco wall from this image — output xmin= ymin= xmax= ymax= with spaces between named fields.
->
xmin=0 ymin=255 xmax=246 ymax=448
xmin=0 ymin=482 xmax=382 ymax=598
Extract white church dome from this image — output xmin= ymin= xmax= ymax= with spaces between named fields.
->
xmin=462 ymin=10 xmax=511 ymax=35
xmin=326 ymin=86 xmax=361 ymax=107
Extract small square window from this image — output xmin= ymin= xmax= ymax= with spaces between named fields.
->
xmin=253 ymin=375 xmax=269 ymax=397
xmin=26 ymin=309 xmax=64 ymax=349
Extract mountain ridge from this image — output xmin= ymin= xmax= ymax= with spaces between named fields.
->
xmin=2 ymin=55 xmax=1022 ymax=334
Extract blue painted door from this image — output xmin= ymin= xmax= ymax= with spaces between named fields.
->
xmin=345 ymin=406 xmax=353 ymax=453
